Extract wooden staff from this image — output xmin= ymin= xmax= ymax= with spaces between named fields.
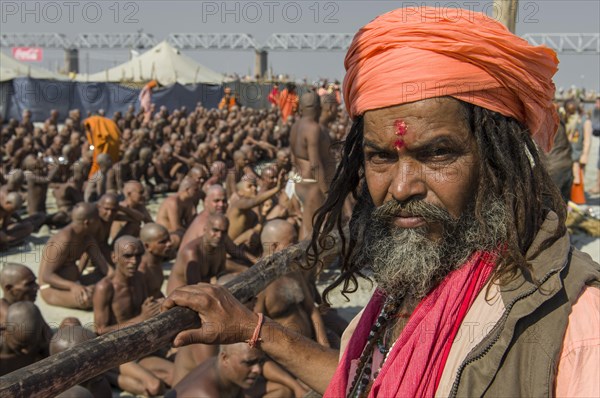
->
xmin=0 ymin=232 xmax=343 ymax=398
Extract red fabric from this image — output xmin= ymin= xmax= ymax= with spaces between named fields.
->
xmin=343 ymin=7 xmax=559 ymax=151
xmin=324 ymin=251 xmax=496 ymax=398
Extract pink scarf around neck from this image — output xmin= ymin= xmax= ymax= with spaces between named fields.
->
xmin=324 ymin=251 xmax=496 ymax=398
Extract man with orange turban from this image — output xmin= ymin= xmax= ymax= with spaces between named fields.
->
xmin=164 ymin=7 xmax=599 ymax=398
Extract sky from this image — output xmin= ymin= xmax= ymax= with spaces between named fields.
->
xmin=2 ymin=0 xmax=599 ymax=90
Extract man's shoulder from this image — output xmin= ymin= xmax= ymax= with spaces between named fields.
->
xmin=568 ymin=247 xmax=600 ymax=284
xmin=95 ymin=277 xmax=115 ymax=295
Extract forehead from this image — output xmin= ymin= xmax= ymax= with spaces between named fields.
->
xmin=209 ymin=191 xmax=226 ymax=200
xmin=236 ymin=347 xmax=264 ymax=363
xmin=363 ymin=98 xmax=471 ymax=145
xmin=117 ymin=241 xmax=143 ymax=254
xmin=14 ymin=268 xmax=36 ymax=281
xmin=262 ymin=168 xmax=277 ymax=178
xmin=209 ymin=218 xmax=228 ymax=230
xmin=155 ymin=230 xmax=170 ymax=241
xmin=100 ymin=201 xmax=118 ymax=209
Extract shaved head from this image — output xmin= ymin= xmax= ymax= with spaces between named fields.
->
xmin=3 ymin=191 xmax=23 ymax=209
xmin=0 ymin=263 xmax=34 ymax=288
xmin=5 ymin=301 xmax=43 ymax=353
xmin=140 ymin=223 xmax=169 ymax=244
xmin=123 ymin=181 xmax=143 ymax=195
xmin=206 ymin=184 xmax=226 ymax=198
xmin=207 ymin=213 xmax=228 ymax=229
xmin=300 ymin=92 xmax=320 ymax=111
xmin=98 ymin=192 xmax=118 ymax=206
xmin=179 ymin=177 xmax=198 ymax=193
xmin=50 ymin=325 xmax=96 ymax=355
xmin=96 ymin=153 xmax=112 ymax=167
xmin=261 ymin=220 xmax=297 ymax=254
xmin=71 ymin=202 xmax=98 ymax=222
xmin=113 ymin=235 xmax=143 ymax=255
xmin=205 ymin=185 xmax=227 ymax=214
xmin=219 ymin=341 xmax=253 ymax=356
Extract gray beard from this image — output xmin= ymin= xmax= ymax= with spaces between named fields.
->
xmin=353 ymin=197 xmax=508 ymax=300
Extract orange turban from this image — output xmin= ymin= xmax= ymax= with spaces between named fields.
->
xmin=343 ymin=7 xmax=559 ymax=151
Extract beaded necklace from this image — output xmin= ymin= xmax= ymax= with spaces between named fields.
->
xmin=347 ymin=296 xmax=403 ymax=398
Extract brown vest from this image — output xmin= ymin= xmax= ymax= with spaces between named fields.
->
xmin=450 ymin=213 xmax=600 ymax=397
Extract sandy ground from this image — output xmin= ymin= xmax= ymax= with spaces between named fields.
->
xmin=1 ymin=136 xmax=599 ymax=396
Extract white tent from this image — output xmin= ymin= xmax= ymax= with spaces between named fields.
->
xmin=0 ymin=52 xmax=67 ymax=82
xmin=80 ymin=41 xmax=224 ymax=85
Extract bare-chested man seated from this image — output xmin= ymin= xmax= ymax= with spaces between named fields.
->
xmin=93 ymin=235 xmax=173 ymax=396
xmin=22 ymin=154 xmax=63 ymax=228
xmin=49 ymin=325 xmax=112 ymax=397
xmin=155 ymin=178 xmax=199 ymax=250
xmin=139 ymin=223 xmax=173 ymax=299
xmin=167 ymin=343 xmax=265 ymax=398
xmin=289 ymin=92 xmax=335 ymax=240
xmin=179 ymin=190 xmax=260 ymax=273
xmin=227 ymin=172 xmax=285 ymax=241
xmin=39 ymin=202 xmax=111 ymax=309
xmin=256 ymin=220 xmax=329 ymax=347
xmin=51 ymin=162 xmax=85 ymax=226
xmin=0 ymin=187 xmax=44 ymax=250
xmin=82 ymin=193 xmax=120 ymax=268
xmin=1 ymin=263 xmax=40 ymax=323
xmin=180 ymin=184 xmax=228 ymax=248
xmin=167 ymin=213 xmax=229 ymax=295
xmin=110 ymin=180 xmax=153 ymax=241
xmin=0 ymin=301 xmax=49 ymax=376
xmin=0 ymin=263 xmax=67 ymax=348
xmin=0 ymin=266 xmax=33 ymax=303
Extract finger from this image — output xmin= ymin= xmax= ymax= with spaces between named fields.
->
xmin=172 ymin=330 xmax=206 ymax=347
xmin=162 ymin=289 xmax=212 ymax=315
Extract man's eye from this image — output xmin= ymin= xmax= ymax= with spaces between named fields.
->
xmin=367 ymin=152 xmax=394 ymax=163
xmin=419 ymin=147 xmax=458 ymax=162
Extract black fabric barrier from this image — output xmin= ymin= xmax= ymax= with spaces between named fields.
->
xmin=4 ymin=78 xmax=222 ymax=122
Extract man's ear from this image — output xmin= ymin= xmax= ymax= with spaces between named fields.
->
xmin=111 ymin=252 xmax=117 ymax=264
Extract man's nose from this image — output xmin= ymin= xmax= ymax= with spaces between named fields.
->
xmin=389 ymin=159 xmax=427 ymax=203
xmin=251 ymin=363 xmax=262 ymax=375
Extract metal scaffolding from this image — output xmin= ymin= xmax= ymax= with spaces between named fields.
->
xmin=521 ymin=33 xmax=599 ymax=54
xmin=168 ymin=33 xmax=257 ymax=50
xmin=2 ymin=32 xmax=599 ymax=54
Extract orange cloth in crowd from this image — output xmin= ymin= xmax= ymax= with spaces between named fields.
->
xmin=343 ymin=7 xmax=559 ymax=151
xmin=218 ymin=96 xmax=237 ymax=111
xmin=84 ymin=116 xmax=121 ymax=178
xmin=278 ymin=89 xmax=299 ymax=121
xmin=571 ymin=168 xmax=586 ymax=204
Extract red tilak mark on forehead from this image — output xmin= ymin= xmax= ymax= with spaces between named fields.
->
xmin=394 ymin=139 xmax=405 ymax=150
xmin=394 ymin=120 xmax=407 ymax=136
xmin=393 ymin=119 xmax=407 ymax=150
